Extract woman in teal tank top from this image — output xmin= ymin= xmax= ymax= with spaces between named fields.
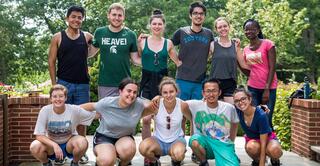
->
xmin=138 ymin=9 xmax=182 ymax=166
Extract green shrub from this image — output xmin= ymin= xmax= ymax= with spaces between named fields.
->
xmin=273 ymin=82 xmax=299 ymax=150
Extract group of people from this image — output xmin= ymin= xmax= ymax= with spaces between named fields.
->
xmin=30 ymin=1 xmax=283 ymax=166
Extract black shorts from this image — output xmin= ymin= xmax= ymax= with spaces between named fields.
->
xmin=93 ymin=132 xmax=134 ymax=147
xmin=218 ymin=78 xmax=237 ymax=97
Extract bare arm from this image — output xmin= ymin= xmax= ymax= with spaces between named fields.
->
xmin=235 ymin=39 xmax=250 ymax=70
xmin=130 ymin=52 xmax=141 ymax=66
xmin=141 ymin=96 xmax=160 ymax=117
xmin=84 ymin=32 xmax=99 ymax=58
xmin=262 ymin=46 xmax=276 ymax=104
xmin=167 ymin=40 xmax=182 ymax=67
xmin=181 ymin=101 xmax=192 ymax=121
xmin=80 ymin=102 xmax=96 ymax=112
xmin=229 ymin=122 xmax=238 ymax=142
xmin=36 ymin=135 xmax=64 ymax=160
xmin=259 ymin=134 xmax=268 ymax=166
xmin=48 ymin=33 xmax=60 ymax=85
xmin=208 ymin=41 xmax=215 ymax=61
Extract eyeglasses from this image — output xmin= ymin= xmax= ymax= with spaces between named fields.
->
xmin=154 ymin=53 xmax=159 ymax=66
xmin=192 ymin=12 xmax=205 ymax=17
xmin=234 ymin=97 xmax=248 ymax=105
xmin=204 ymin=89 xmax=219 ymax=95
xmin=166 ymin=116 xmax=170 ymax=130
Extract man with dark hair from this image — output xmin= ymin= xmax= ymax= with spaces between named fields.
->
xmin=171 ymin=1 xmax=214 ymax=162
xmin=186 ymin=78 xmax=239 ymax=166
xmin=48 ymin=5 xmax=94 ymax=164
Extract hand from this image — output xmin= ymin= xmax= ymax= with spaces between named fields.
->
xmin=233 ymin=38 xmax=241 ymax=49
xmin=260 ymin=105 xmax=270 ymax=114
xmin=52 ymin=143 xmax=64 ymax=160
xmin=138 ymin=33 xmax=149 ymax=43
xmin=176 ymin=60 xmax=182 ymax=67
xmin=262 ymin=89 xmax=270 ymax=105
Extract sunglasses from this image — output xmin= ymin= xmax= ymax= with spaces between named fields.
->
xmin=166 ymin=116 xmax=170 ymax=130
xmin=154 ymin=53 xmax=159 ymax=66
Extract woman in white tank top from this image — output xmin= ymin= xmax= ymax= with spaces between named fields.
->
xmin=139 ymin=77 xmax=192 ymax=166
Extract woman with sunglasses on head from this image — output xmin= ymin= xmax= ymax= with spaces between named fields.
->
xmin=139 ymin=77 xmax=192 ymax=166
xmin=138 ymin=9 xmax=182 ymax=165
xmin=80 ymin=78 xmax=158 ymax=166
xmin=233 ymin=88 xmax=282 ymax=166
xmin=237 ymin=19 xmax=278 ymax=130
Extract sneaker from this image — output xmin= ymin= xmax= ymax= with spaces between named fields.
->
xmin=271 ymin=158 xmax=281 ymax=166
xmin=251 ymin=160 xmax=259 ymax=166
xmin=199 ymin=160 xmax=209 ymax=166
xmin=171 ymin=160 xmax=181 ymax=166
xmin=149 ymin=159 xmax=161 ymax=166
xmin=191 ymin=153 xmax=201 ymax=164
xmin=144 ymin=158 xmax=152 ymax=166
xmin=54 ymin=158 xmax=66 ymax=165
xmin=42 ymin=160 xmax=52 ymax=166
xmin=70 ymin=160 xmax=79 ymax=166
xmin=117 ymin=160 xmax=133 ymax=166
xmin=79 ymin=153 xmax=89 ymax=164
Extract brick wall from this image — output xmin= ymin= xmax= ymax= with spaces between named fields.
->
xmin=291 ymin=98 xmax=320 ymax=160
xmin=7 ymin=96 xmax=49 ymax=165
xmin=0 ymin=95 xmax=4 ymax=166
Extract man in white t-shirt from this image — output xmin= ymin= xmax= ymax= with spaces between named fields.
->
xmin=186 ymin=78 xmax=239 ymax=166
xmin=29 ymin=84 xmax=96 ymax=166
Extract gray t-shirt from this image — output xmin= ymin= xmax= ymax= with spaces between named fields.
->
xmin=186 ymin=100 xmax=239 ymax=143
xmin=34 ymin=104 xmax=96 ymax=144
xmin=210 ymin=41 xmax=237 ymax=80
xmin=94 ymin=96 xmax=145 ymax=138
xmin=172 ymin=26 xmax=214 ymax=82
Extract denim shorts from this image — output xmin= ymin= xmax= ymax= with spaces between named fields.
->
xmin=57 ymin=79 xmax=90 ymax=105
xmin=154 ymin=136 xmax=186 ymax=156
xmin=48 ymin=142 xmax=73 ymax=160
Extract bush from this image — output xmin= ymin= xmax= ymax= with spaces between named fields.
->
xmin=273 ymin=82 xmax=299 ymax=150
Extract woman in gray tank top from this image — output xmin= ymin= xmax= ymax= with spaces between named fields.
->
xmin=209 ymin=17 xmax=243 ymax=105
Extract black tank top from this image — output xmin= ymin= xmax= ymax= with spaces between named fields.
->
xmin=57 ymin=31 xmax=89 ymax=84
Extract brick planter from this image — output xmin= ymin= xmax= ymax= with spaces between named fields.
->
xmin=0 ymin=96 xmax=50 ymax=166
xmin=291 ymin=98 xmax=320 ymax=161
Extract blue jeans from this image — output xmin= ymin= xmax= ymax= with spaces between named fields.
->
xmin=57 ymin=79 xmax=90 ymax=105
xmin=248 ymin=86 xmax=276 ymax=129
xmin=176 ymin=79 xmax=202 ymax=100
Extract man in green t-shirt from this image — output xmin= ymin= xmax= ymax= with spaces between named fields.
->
xmin=90 ymin=3 xmax=141 ymax=99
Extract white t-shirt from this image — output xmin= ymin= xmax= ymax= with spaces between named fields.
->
xmin=34 ymin=104 xmax=95 ymax=144
xmin=186 ymin=100 xmax=239 ymax=142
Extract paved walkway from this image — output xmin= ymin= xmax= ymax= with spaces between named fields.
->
xmin=20 ymin=136 xmax=320 ymax=166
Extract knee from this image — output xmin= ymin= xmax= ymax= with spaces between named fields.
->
xmin=171 ymin=147 xmax=186 ymax=161
xmin=246 ymin=142 xmax=260 ymax=155
xmin=71 ymin=137 xmax=88 ymax=153
xmin=118 ymin=145 xmax=136 ymax=161
xmin=96 ymin=156 xmax=115 ymax=166
xmin=191 ymin=140 xmax=201 ymax=149
xmin=30 ymin=141 xmax=43 ymax=155
xmin=268 ymin=145 xmax=283 ymax=159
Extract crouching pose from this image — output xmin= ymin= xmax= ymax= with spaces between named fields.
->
xmin=139 ymin=77 xmax=192 ymax=166
xmin=30 ymin=84 xmax=96 ymax=166
xmin=233 ymin=88 xmax=282 ymax=166
xmin=80 ymin=78 xmax=158 ymax=166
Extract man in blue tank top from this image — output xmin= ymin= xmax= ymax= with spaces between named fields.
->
xmin=48 ymin=5 xmax=94 ymax=164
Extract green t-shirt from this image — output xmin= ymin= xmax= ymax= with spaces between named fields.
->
xmin=93 ymin=26 xmax=138 ymax=86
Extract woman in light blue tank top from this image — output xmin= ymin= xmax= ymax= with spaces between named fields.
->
xmin=139 ymin=77 xmax=192 ymax=166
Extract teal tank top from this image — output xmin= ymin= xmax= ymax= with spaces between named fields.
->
xmin=141 ymin=38 xmax=168 ymax=72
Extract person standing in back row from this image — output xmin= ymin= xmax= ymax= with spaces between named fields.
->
xmin=171 ymin=1 xmax=214 ymax=162
xmin=90 ymin=3 xmax=141 ymax=99
xmin=48 ymin=5 xmax=94 ymax=164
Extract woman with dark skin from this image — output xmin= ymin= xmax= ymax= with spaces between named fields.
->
xmin=237 ymin=19 xmax=277 ymax=129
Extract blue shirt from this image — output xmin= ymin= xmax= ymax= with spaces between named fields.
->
xmin=237 ymin=106 xmax=272 ymax=139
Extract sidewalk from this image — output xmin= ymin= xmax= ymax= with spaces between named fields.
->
xmin=20 ymin=136 xmax=320 ymax=166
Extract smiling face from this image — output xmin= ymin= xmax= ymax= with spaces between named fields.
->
xmin=244 ymin=21 xmax=260 ymax=40
xmin=119 ymin=83 xmax=138 ymax=106
xmin=202 ymin=82 xmax=221 ymax=105
xmin=190 ymin=7 xmax=205 ymax=26
xmin=50 ymin=90 xmax=67 ymax=108
xmin=150 ymin=17 xmax=164 ymax=36
xmin=66 ymin=11 xmax=83 ymax=30
xmin=108 ymin=8 xmax=125 ymax=29
xmin=233 ymin=91 xmax=251 ymax=111
xmin=215 ymin=19 xmax=230 ymax=38
xmin=161 ymin=84 xmax=178 ymax=104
